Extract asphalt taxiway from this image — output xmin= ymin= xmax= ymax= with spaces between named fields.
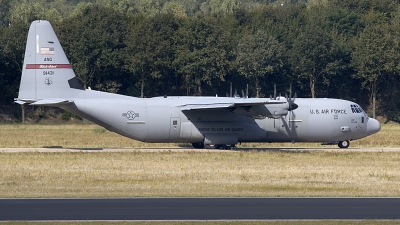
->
xmin=1 ymin=198 xmax=400 ymax=220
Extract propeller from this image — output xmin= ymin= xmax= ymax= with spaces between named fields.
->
xmin=270 ymin=84 xmax=277 ymax=100
xmin=285 ymin=84 xmax=298 ymax=111
xmin=270 ymin=84 xmax=281 ymax=100
xmin=228 ymin=82 xmax=249 ymax=98
xmin=284 ymin=84 xmax=298 ymax=129
xmin=230 ymin=82 xmax=232 ymax=97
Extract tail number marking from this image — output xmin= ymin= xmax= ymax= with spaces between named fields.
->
xmin=43 ymin=71 xmax=54 ymax=75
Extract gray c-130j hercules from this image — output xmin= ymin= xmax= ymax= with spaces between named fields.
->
xmin=15 ymin=20 xmax=381 ymax=149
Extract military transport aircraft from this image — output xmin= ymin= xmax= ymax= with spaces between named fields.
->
xmin=15 ymin=20 xmax=381 ymax=149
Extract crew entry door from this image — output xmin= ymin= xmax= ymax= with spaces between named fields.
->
xmin=169 ymin=117 xmax=181 ymax=138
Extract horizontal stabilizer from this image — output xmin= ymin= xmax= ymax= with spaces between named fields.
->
xmin=30 ymin=99 xmax=73 ymax=105
xmin=14 ymin=100 xmax=27 ymax=105
xmin=14 ymin=98 xmax=73 ymax=106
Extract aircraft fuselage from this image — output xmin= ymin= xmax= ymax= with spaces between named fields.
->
xmin=62 ymin=91 xmax=380 ymax=146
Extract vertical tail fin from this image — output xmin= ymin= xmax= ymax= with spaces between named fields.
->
xmin=17 ymin=20 xmax=83 ymax=103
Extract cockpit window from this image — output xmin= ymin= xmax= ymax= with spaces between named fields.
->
xmin=350 ymin=104 xmax=363 ymax=113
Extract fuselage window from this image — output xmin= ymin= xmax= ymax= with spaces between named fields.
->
xmin=362 ymin=117 xmax=364 ymax=123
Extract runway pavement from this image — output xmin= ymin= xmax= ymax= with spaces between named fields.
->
xmin=1 ymin=198 xmax=400 ymax=220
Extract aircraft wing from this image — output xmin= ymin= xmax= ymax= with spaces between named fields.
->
xmin=177 ymin=98 xmax=288 ymax=119
xmin=14 ymin=98 xmax=73 ymax=106
xmin=179 ymin=103 xmax=234 ymax=110
xmin=178 ymin=98 xmax=285 ymax=110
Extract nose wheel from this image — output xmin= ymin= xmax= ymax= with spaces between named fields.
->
xmin=338 ymin=140 xmax=350 ymax=148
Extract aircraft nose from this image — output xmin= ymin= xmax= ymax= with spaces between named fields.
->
xmin=366 ymin=118 xmax=381 ymax=136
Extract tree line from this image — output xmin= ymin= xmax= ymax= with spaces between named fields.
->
xmin=1 ymin=0 xmax=400 ymax=122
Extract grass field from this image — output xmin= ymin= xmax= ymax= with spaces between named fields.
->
xmin=1 ymin=148 xmax=400 ymax=197
xmin=0 ymin=123 xmax=399 ymax=198
xmin=0 ymin=123 xmax=400 ymax=224
xmin=0 ymin=123 xmax=399 ymax=148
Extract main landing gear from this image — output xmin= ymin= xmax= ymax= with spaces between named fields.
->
xmin=338 ymin=140 xmax=350 ymax=148
xmin=214 ymin=144 xmax=235 ymax=150
xmin=191 ymin=143 xmax=236 ymax=149
xmin=192 ymin=142 xmax=205 ymax=149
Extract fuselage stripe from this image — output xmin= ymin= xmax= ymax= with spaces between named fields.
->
xmin=26 ymin=64 xmax=72 ymax=69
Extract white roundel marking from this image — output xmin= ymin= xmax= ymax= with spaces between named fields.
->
xmin=126 ymin=111 xmax=136 ymax=120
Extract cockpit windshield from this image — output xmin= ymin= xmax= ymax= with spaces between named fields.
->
xmin=350 ymin=104 xmax=364 ymax=113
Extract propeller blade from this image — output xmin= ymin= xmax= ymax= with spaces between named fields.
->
xmin=286 ymin=84 xmax=298 ymax=111
xmin=230 ymin=82 xmax=232 ymax=97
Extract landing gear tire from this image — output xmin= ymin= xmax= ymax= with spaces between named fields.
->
xmin=214 ymin=144 xmax=235 ymax=149
xmin=192 ymin=142 xmax=205 ymax=149
xmin=338 ymin=140 xmax=350 ymax=148
xmin=222 ymin=144 xmax=235 ymax=150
